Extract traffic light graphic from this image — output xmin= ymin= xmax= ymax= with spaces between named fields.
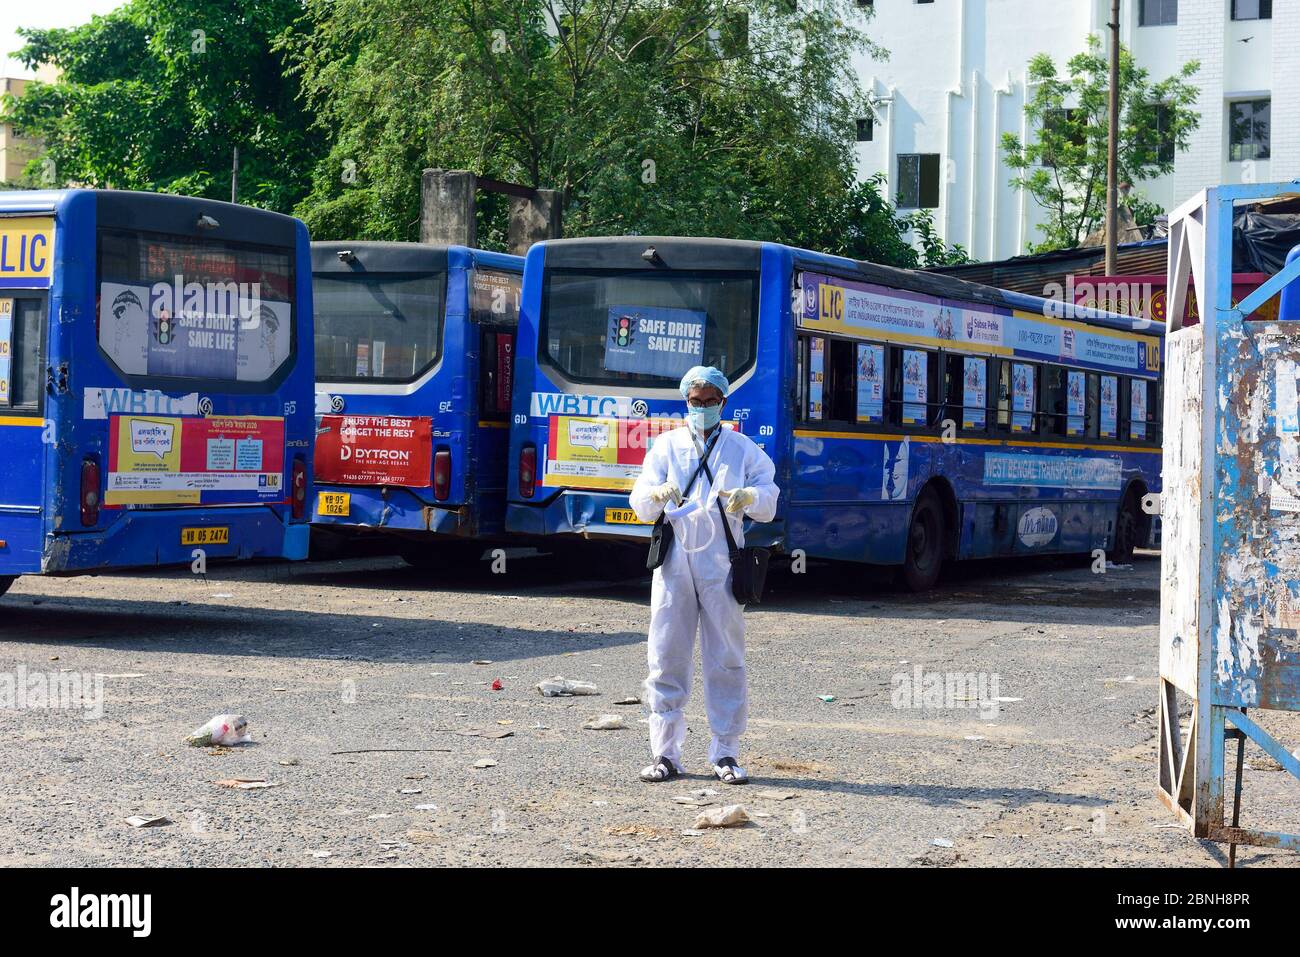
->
xmin=612 ymin=313 xmax=635 ymax=348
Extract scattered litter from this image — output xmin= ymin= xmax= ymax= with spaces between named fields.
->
xmin=817 ymin=695 xmax=835 ymax=703
xmin=613 ymin=696 xmax=640 ymax=706
xmin=582 ymin=714 xmax=626 ymax=731
xmin=279 ymin=758 xmax=300 ymax=767
xmin=537 ymin=676 xmax=600 ymax=697
xmin=693 ymin=788 xmax=720 ymax=797
xmin=453 ymin=727 xmax=514 ymax=739
xmin=497 ymin=720 xmax=514 ymax=726
xmin=212 ymin=593 xmax=234 ymax=599
xmin=310 ymin=850 xmax=332 ymax=859
xmin=329 ymin=748 xmax=452 ymax=755
xmin=1152 ymin=823 xmax=1184 ymax=829
xmin=215 ymin=778 xmax=276 ymax=790
xmin=932 ymin=838 xmax=954 ymax=848
xmin=272 ymin=687 xmax=288 ymax=692
xmin=125 ymin=815 xmax=171 ymax=828
xmin=405 ymin=773 xmax=428 ymax=780
xmin=398 ymin=788 xmax=423 ymax=795
xmin=1063 ymin=826 xmax=1082 ymax=832
xmin=672 ymin=796 xmax=713 ymax=807
xmin=681 ymin=829 xmax=707 ymax=837
xmin=491 ymin=679 xmax=504 ymax=691
xmin=473 ymin=759 xmax=498 ymax=769
xmin=406 ymin=830 xmax=439 ymax=843
xmin=96 ymin=673 xmax=146 ymax=679
xmin=751 ymin=811 xmax=772 ymax=819
xmin=693 ymin=804 xmax=750 ymax=829
xmin=413 ymin=804 xmax=439 ymax=811
xmin=368 ymin=813 xmax=393 ymax=820
xmin=754 ymin=789 xmax=795 ymax=801
xmin=1105 ymin=562 xmax=1133 ymax=571
xmin=472 ymin=660 xmax=493 ymax=665
xmin=592 ymin=800 xmax=608 ymax=807
xmin=964 ymin=735 xmax=986 ymax=741
xmin=185 ymin=714 xmax=252 ymax=748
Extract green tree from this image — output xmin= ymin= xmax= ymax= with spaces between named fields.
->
xmin=286 ymin=0 xmax=967 ymax=265
xmin=1001 ymin=35 xmax=1199 ymax=252
xmin=4 ymin=0 xmax=320 ymax=210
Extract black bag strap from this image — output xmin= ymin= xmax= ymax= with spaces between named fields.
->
xmin=697 ymin=440 xmax=741 ymax=557
xmin=652 ymin=431 xmax=721 ymax=529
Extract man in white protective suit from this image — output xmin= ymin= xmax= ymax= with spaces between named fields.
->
xmin=628 ymin=365 xmax=779 ymax=785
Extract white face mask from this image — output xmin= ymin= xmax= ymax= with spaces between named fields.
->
xmin=686 ymin=404 xmax=722 ymax=431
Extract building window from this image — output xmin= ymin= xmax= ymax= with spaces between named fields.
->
xmin=1229 ymin=99 xmax=1271 ymax=162
xmin=1232 ymin=0 xmax=1271 ymax=20
xmin=897 ymin=153 xmax=940 ymax=209
xmin=1154 ymin=104 xmax=1175 ymax=164
xmin=856 ymin=117 xmax=873 ymax=142
xmin=1139 ymin=0 xmax=1177 ymax=26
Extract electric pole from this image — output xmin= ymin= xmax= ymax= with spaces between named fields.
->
xmin=1105 ymin=0 xmax=1120 ymax=276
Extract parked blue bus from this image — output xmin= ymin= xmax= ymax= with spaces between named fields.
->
xmin=506 ymin=237 xmax=1162 ymax=589
xmin=0 ymin=189 xmax=315 ymax=598
xmin=310 ymin=243 xmax=524 ymax=567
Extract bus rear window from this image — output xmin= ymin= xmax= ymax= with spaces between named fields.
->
xmin=314 ymin=274 xmax=446 ymax=382
xmin=97 ymin=229 xmax=294 ymax=386
xmin=541 ymin=269 xmax=757 ymax=388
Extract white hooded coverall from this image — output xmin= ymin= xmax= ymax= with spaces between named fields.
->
xmin=628 ymin=425 xmax=780 ymax=768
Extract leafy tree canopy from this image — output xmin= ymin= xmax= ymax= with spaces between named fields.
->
xmin=1001 ymin=34 xmax=1200 ymax=252
xmin=4 ymin=0 xmax=321 ymax=211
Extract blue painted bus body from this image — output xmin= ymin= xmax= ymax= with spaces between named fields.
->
xmin=0 ymin=190 xmax=315 ymax=587
xmin=310 ymin=244 xmax=523 ymax=547
xmin=506 ymin=238 xmax=1162 ymax=574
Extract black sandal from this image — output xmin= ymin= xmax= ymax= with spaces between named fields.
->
xmin=712 ymin=757 xmax=749 ymax=784
xmin=639 ymin=755 xmax=681 ymax=782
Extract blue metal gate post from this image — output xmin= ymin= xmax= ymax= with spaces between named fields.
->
xmin=1158 ymin=182 xmax=1300 ymax=853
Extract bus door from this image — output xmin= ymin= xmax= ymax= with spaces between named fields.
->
xmin=468 ymin=263 xmax=522 ymax=536
xmin=0 ymin=289 xmax=49 ymax=577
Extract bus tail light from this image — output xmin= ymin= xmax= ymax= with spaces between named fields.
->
xmin=433 ymin=448 xmax=452 ymax=501
xmin=519 ymin=443 xmax=536 ymax=499
xmin=292 ymin=457 xmax=307 ymax=520
xmin=80 ymin=457 xmax=101 ymax=527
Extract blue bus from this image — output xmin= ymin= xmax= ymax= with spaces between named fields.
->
xmin=0 ymin=189 xmax=315 ymax=599
xmin=506 ymin=237 xmax=1163 ymax=590
xmin=310 ymin=243 xmax=524 ymax=568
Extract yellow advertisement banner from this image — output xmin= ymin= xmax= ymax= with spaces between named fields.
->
xmin=0 ymin=216 xmax=54 ymax=281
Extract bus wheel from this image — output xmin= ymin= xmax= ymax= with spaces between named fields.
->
xmin=0 ymin=576 xmax=13 ymax=598
xmin=901 ymin=489 xmax=946 ymax=592
xmin=1111 ymin=492 xmax=1145 ymax=565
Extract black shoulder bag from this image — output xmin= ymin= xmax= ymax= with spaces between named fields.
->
xmin=699 ymin=451 xmax=771 ymax=605
xmin=645 ymin=432 xmax=720 ymax=571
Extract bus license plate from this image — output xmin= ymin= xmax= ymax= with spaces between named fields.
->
xmin=318 ymin=492 xmax=351 ymax=517
xmin=604 ymin=508 xmax=649 ymax=525
xmin=181 ymin=527 xmax=229 ymax=546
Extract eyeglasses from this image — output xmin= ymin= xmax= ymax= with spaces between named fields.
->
xmin=687 ymin=398 xmax=723 ymax=408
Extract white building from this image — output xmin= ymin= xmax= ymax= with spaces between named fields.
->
xmin=854 ymin=0 xmax=1300 ymax=260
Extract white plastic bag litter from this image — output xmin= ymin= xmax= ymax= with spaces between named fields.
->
xmin=185 ymin=714 xmax=252 ymax=747
xmin=536 ymin=676 xmax=599 ymax=697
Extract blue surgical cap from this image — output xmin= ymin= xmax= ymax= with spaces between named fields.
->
xmin=679 ymin=365 xmax=730 ymax=399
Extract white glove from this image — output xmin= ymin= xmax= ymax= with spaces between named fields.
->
xmin=648 ymin=481 xmax=682 ymax=506
xmin=722 ymin=487 xmax=757 ymax=514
